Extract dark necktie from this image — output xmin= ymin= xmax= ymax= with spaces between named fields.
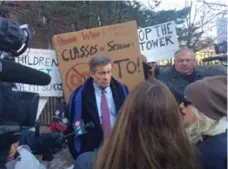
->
xmin=101 ymin=89 xmax=111 ymax=139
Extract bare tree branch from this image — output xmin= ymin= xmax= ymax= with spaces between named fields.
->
xmin=196 ymin=36 xmax=218 ymax=52
xmin=179 ymin=0 xmax=227 ymax=51
xmin=201 ymin=11 xmax=226 ymax=27
xmin=206 ymin=22 xmax=217 ymax=30
xmin=191 ymin=31 xmax=204 ymax=49
xmin=186 ymin=2 xmax=192 ymax=29
xmin=192 ymin=2 xmax=204 ymax=24
xmin=147 ymin=0 xmax=161 ymax=10
xmin=202 ymin=0 xmax=227 ymax=8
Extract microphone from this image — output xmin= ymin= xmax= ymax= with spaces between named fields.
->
xmin=0 ymin=59 xmax=51 ymax=85
xmin=63 ymin=121 xmax=95 ymax=139
xmin=74 ymin=120 xmax=87 ymax=136
xmin=73 ymin=120 xmax=95 ymax=136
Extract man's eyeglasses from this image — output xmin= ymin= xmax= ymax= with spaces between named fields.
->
xmin=183 ymin=97 xmax=192 ymax=107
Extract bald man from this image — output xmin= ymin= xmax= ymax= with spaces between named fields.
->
xmin=158 ymin=47 xmax=205 ymax=103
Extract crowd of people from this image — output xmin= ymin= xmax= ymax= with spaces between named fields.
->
xmin=66 ymin=47 xmax=227 ymax=169
xmin=4 ymin=47 xmax=227 ymax=169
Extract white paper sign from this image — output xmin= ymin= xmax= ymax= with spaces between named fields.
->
xmin=138 ymin=21 xmax=179 ymax=62
xmin=36 ymin=97 xmax=48 ymax=120
xmin=15 ymin=49 xmax=63 ymax=97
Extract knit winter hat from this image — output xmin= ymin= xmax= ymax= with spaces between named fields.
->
xmin=185 ymin=76 xmax=227 ymax=120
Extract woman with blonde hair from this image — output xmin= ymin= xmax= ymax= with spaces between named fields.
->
xmin=95 ymin=79 xmax=200 ymax=169
xmin=180 ymin=76 xmax=227 ymax=169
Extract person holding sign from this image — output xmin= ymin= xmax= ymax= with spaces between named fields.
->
xmin=65 ymin=55 xmax=128 ymax=161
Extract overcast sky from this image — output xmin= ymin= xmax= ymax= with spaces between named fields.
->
xmin=139 ymin=0 xmax=227 ymax=38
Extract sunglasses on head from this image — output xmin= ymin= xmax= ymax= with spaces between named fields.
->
xmin=183 ymin=97 xmax=192 ymax=107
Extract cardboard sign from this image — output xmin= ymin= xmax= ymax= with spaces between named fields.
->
xmin=138 ymin=21 xmax=179 ymax=62
xmin=52 ymin=21 xmax=144 ymax=102
xmin=15 ymin=49 xmax=63 ymax=97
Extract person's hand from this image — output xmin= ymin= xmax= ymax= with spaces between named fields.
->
xmin=8 ymin=141 xmax=19 ymax=161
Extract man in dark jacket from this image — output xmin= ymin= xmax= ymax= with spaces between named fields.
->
xmin=157 ymin=47 xmax=226 ymax=103
xmin=65 ymin=55 xmax=128 ymax=160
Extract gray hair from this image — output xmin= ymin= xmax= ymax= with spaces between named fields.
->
xmin=175 ymin=47 xmax=195 ymax=58
xmin=89 ymin=55 xmax=112 ymax=73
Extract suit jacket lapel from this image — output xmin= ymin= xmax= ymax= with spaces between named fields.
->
xmin=110 ymin=78 xmax=122 ymax=115
xmin=82 ymin=78 xmax=123 ymax=129
xmin=82 ymin=78 xmax=101 ymax=129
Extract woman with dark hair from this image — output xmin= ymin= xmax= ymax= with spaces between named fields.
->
xmin=95 ymin=79 xmax=200 ymax=169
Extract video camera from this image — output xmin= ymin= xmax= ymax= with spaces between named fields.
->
xmin=0 ymin=17 xmax=42 ymax=129
xmin=0 ymin=17 xmax=53 ymax=165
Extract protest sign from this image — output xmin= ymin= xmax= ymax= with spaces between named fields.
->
xmin=15 ymin=49 xmax=63 ymax=97
xmin=52 ymin=21 xmax=144 ymax=102
xmin=138 ymin=20 xmax=179 ymax=62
